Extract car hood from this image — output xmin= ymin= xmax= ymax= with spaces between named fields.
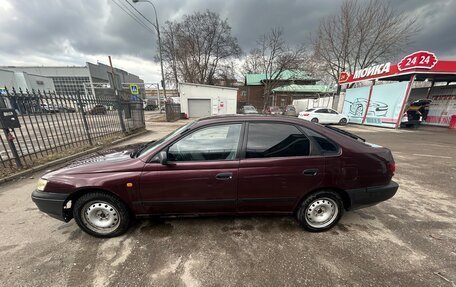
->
xmin=44 ymin=142 xmax=147 ymax=177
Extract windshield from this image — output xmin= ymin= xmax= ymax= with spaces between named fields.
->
xmin=136 ymin=121 xmax=195 ymax=157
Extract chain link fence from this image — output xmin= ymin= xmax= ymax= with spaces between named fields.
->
xmin=0 ymin=86 xmax=145 ymax=175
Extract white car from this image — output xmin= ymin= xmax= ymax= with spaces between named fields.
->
xmin=298 ymin=108 xmax=348 ymax=125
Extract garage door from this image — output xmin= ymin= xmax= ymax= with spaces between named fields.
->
xmin=188 ymin=99 xmax=211 ymax=118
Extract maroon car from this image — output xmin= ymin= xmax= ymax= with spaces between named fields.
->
xmin=32 ymin=115 xmax=398 ymax=237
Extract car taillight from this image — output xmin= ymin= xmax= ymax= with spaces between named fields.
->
xmin=302 ymin=113 xmax=309 ymax=116
xmin=387 ymin=162 xmax=396 ymax=174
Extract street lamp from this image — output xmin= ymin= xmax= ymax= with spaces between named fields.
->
xmin=132 ymin=0 xmax=167 ymax=101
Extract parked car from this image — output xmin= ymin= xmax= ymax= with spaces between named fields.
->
xmin=89 ymin=105 xmax=107 ymax=115
xmin=40 ymin=103 xmax=59 ymax=113
xmin=239 ymin=105 xmax=259 ymax=114
xmin=282 ymin=105 xmax=297 ymax=116
xmin=263 ymin=106 xmax=283 ymax=115
xmin=298 ymin=108 xmax=348 ymax=125
xmin=32 ymin=115 xmax=398 ymax=237
xmin=58 ymin=105 xmax=76 ymax=113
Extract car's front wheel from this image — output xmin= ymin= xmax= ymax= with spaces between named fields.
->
xmin=339 ymin=118 xmax=348 ymax=125
xmin=73 ymin=192 xmax=131 ymax=238
xmin=296 ymin=191 xmax=344 ymax=232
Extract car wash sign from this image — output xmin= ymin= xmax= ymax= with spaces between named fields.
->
xmin=339 ymin=51 xmax=439 ymax=84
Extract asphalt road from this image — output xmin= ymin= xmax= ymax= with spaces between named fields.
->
xmin=0 ymin=122 xmax=455 ymax=287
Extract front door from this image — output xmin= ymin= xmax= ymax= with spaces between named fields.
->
xmin=139 ymin=123 xmax=243 ymax=214
xmin=315 ymin=109 xmax=330 ymax=123
xmin=238 ymin=122 xmax=325 ymax=212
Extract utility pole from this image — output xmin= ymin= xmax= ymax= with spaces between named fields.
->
xmin=132 ymin=0 xmax=167 ymax=99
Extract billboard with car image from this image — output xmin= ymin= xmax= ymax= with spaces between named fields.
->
xmin=343 ymin=82 xmax=409 ymax=128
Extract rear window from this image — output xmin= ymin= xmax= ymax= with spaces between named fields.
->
xmin=305 ymin=108 xmax=315 ymax=112
xmin=246 ymin=123 xmax=310 ymax=158
xmin=301 ymin=128 xmax=339 ymax=155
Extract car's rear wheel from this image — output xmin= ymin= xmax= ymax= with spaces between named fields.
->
xmin=73 ymin=192 xmax=131 ymax=238
xmin=296 ymin=191 xmax=344 ymax=232
xmin=311 ymin=118 xmax=319 ymax=123
xmin=339 ymin=118 xmax=348 ymax=125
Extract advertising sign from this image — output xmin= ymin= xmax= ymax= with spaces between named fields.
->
xmin=342 ymin=82 xmax=408 ymax=128
xmin=365 ymin=82 xmax=409 ymax=128
xmin=338 ymin=51 xmax=450 ymax=84
xmin=342 ymin=86 xmax=371 ymax=124
xmin=397 ymin=51 xmax=438 ymax=71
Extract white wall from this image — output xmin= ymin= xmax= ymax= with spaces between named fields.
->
xmin=179 ymin=83 xmax=238 ymax=116
xmin=0 ymin=69 xmax=55 ymax=91
xmin=293 ymin=96 xmax=334 ymax=113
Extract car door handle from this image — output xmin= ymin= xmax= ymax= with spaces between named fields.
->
xmin=215 ymin=172 xmax=233 ymax=181
xmin=303 ymin=169 xmax=319 ymax=176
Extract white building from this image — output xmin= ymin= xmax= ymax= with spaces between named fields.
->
xmin=0 ymin=68 xmax=55 ymax=91
xmin=179 ymin=83 xmax=238 ymax=118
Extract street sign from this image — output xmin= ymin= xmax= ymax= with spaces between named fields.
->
xmin=130 ymin=84 xmax=139 ymax=95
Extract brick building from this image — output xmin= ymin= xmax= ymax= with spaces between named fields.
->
xmin=239 ymin=70 xmax=334 ymax=111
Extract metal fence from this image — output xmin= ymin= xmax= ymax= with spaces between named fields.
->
xmin=165 ymin=103 xmax=181 ymax=122
xmin=0 ymin=87 xmax=145 ymax=172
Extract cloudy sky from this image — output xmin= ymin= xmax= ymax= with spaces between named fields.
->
xmin=0 ymin=0 xmax=455 ymax=83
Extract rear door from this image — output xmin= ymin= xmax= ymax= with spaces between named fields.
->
xmin=327 ymin=109 xmax=342 ymax=123
xmin=237 ymin=122 xmax=326 ymax=213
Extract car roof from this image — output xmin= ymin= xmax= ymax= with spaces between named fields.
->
xmin=194 ymin=114 xmax=312 ymax=127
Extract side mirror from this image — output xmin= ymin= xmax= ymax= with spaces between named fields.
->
xmin=157 ymin=150 xmax=168 ymax=165
xmin=156 ymin=150 xmax=176 ymax=166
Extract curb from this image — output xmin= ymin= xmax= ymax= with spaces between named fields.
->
xmin=0 ymin=129 xmax=150 ymax=185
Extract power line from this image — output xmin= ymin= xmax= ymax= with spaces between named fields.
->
xmin=113 ymin=0 xmax=154 ymax=33
xmin=124 ymin=0 xmax=158 ymax=31
xmin=111 ymin=0 xmax=155 ymax=34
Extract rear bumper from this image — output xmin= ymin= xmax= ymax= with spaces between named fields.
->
xmin=346 ymin=180 xmax=399 ymax=210
xmin=31 ymin=190 xmax=70 ymax=222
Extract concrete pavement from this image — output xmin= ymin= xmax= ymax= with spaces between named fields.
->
xmin=0 ymin=121 xmax=455 ymax=286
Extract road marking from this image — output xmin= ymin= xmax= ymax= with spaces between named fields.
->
xmin=412 ymin=153 xmax=453 ymax=159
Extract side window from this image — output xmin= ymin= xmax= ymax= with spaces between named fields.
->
xmin=329 ymin=109 xmax=338 ymax=114
xmin=303 ymin=128 xmax=339 ymax=155
xmin=246 ymin=123 xmax=310 ymax=158
xmin=168 ymin=124 xmax=242 ymax=161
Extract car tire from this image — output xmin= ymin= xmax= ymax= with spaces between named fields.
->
xmin=339 ymin=118 xmax=348 ymax=125
xmin=311 ymin=118 xmax=319 ymax=123
xmin=73 ymin=192 xmax=131 ymax=238
xmin=296 ymin=191 xmax=344 ymax=232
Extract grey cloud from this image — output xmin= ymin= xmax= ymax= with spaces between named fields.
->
xmin=0 ymin=0 xmax=455 ymax=68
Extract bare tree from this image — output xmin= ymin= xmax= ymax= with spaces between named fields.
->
xmin=313 ymin=0 xmax=418 ymax=92
xmin=243 ymin=28 xmax=308 ymax=108
xmin=161 ymin=10 xmax=242 ymax=86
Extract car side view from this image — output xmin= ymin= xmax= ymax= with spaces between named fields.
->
xmin=32 ymin=115 xmax=398 ymax=237
xmin=298 ymin=108 xmax=348 ymax=125
xmin=347 ymin=98 xmax=388 ymax=117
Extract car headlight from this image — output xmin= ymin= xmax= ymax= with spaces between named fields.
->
xmin=36 ymin=178 xmax=48 ymax=191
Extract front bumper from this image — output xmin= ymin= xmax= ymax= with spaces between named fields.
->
xmin=346 ymin=180 xmax=399 ymax=210
xmin=31 ymin=190 xmax=70 ymax=222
